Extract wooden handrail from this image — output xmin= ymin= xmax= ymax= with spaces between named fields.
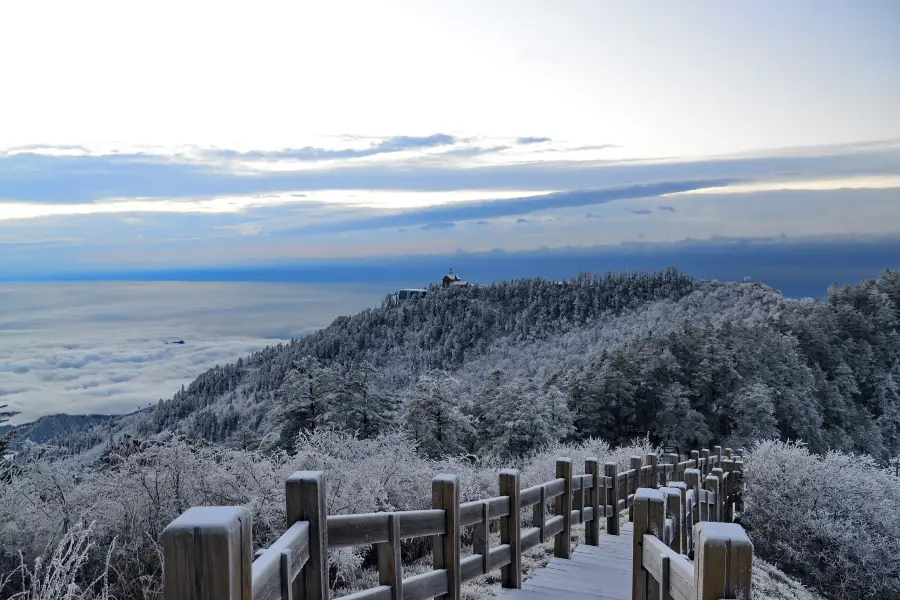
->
xmin=161 ymin=446 xmax=748 ymax=600
xmin=636 ymin=452 xmax=749 ymax=600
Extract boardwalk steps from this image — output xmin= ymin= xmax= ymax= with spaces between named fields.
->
xmin=161 ymin=446 xmax=751 ymax=600
xmin=502 ymin=524 xmax=634 ymax=600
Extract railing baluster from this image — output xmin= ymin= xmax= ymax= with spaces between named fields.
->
xmin=585 ymin=458 xmax=600 ymax=545
xmin=286 ymin=471 xmax=327 ymax=600
xmin=162 ymin=506 xmax=252 ymax=600
xmin=629 ymin=456 xmax=642 ymax=522
xmin=695 ymin=522 xmax=753 ymax=600
xmin=433 ymin=474 xmax=460 ymax=600
xmin=499 ymin=469 xmax=521 ymax=588
xmin=647 ymin=454 xmax=658 ymax=489
xmin=554 ymin=458 xmax=573 ymax=558
xmin=378 ymin=514 xmax=403 ymax=600
xmin=605 ymin=462 xmax=619 ymax=536
xmin=632 ymin=489 xmax=664 ymax=600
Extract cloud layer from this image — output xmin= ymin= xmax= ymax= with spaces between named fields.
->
xmin=0 ymin=282 xmax=384 ymax=423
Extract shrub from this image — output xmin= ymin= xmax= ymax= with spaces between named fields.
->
xmin=742 ymin=440 xmax=900 ymax=600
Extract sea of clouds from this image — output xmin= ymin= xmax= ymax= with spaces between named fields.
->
xmin=0 ymin=282 xmax=384 ymax=424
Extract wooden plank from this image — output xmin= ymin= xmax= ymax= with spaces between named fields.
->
xmin=488 ymin=544 xmax=512 ymax=571
xmin=461 ymin=496 xmax=511 ymax=524
xmin=520 ymin=484 xmax=542 ymax=507
xmin=545 ymin=515 xmax=564 ymax=538
xmin=545 ymin=478 xmax=565 ymax=498
xmin=162 ymin=506 xmax=252 ymax=600
xmin=341 ymin=586 xmax=392 ymax=600
xmin=286 ymin=471 xmax=327 ymax=600
xmin=554 ymin=458 xmax=573 ymax=559
xmin=327 ymin=513 xmax=389 ymax=547
xmin=460 ymin=554 xmax=483 ymax=583
xmin=432 ymin=474 xmax=460 ymax=600
xmin=641 ymin=535 xmax=665 ymax=583
xmin=500 ymin=469 xmax=521 ymax=589
xmin=252 ymin=521 xmax=310 ymax=600
xmin=326 ymin=507 xmax=446 ymax=544
xmin=403 ymin=569 xmax=448 ymax=600
xmin=377 ymin=514 xmax=403 ymax=600
xmin=521 ymin=527 xmax=540 ymax=551
xmin=668 ymin=553 xmax=695 ymax=600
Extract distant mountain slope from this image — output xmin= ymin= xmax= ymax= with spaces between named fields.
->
xmin=3 ymin=413 xmax=113 ymax=446
xmin=135 ymin=269 xmax=695 ymax=438
xmin=29 ymin=267 xmax=900 ymax=464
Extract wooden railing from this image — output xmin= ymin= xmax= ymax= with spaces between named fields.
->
xmin=161 ymin=446 xmax=750 ymax=600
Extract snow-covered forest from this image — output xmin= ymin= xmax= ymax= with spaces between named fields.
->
xmin=2 ymin=268 xmax=900 ymax=600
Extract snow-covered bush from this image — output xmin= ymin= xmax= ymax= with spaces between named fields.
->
xmin=0 ymin=522 xmax=114 ymax=600
xmin=742 ymin=440 xmax=900 ymax=600
xmin=0 ymin=431 xmax=656 ymax=600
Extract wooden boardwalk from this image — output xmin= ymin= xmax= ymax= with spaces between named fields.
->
xmin=162 ymin=447 xmax=753 ymax=600
xmin=501 ymin=524 xmax=634 ymax=600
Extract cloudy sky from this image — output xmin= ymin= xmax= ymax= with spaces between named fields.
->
xmin=1 ymin=0 xmax=899 ymax=277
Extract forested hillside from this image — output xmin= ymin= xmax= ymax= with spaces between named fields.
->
xmin=22 ymin=267 xmax=900 ymax=465
xmin=3 ymin=267 xmax=899 ymax=600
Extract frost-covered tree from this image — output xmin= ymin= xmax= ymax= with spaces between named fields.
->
xmin=727 ymin=383 xmax=779 ymax=448
xmin=330 ymin=362 xmax=399 ymax=439
xmin=275 ymin=356 xmax=340 ymax=448
xmin=474 ymin=370 xmax=573 ymax=458
xmin=404 ymin=370 xmax=473 ymax=457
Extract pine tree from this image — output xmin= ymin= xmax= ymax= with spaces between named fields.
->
xmin=275 ymin=357 xmax=340 ymax=449
xmin=404 ymin=370 xmax=472 ymax=458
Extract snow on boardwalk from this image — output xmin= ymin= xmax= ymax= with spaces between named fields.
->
xmin=500 ymin=524 xmax=634 ymax=600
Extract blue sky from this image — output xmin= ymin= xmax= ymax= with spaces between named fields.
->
xmin=1 ymin=0 xmax=899 ymax=281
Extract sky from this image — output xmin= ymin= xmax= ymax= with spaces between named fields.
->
xmin=1 ymin=0 xmax=899 ymax=278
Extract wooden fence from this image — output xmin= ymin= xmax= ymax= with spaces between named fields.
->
xmin=162 ymin=445 xmax=749 ymax=600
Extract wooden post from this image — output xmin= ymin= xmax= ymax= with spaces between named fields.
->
xmin=555 ymin=458 xmax=573 ymax=558
xmin=684 ymin=468 xmax=701 ymax=529
xmin=585 ymin=458 xmax=601 ymax=545
xmin=711 ymin=468 xmax=724 ymax=522
xmin=162 ymin=506 xmax=252 ymax=600
xmin=695 ymin=522 xmax=753 ymax=600
xmin=669 ymin=481 xmax=688 ymax=553
xmin=722 ymin=460 xmax=735 ymax=522
xmin=499 ymin=469 xmax=521 ymax=589
xmin=714 ymin=445 xmax=723 ymax=469
xmin=724 ymin=447 xmax=732 ymax=460
xmin=629 ymin=456 xmax=642 ymax=522
xmin=433 ymin=474 xmax=460 ymax=600
xmin=286 ymin=471 xmax=327 ymax=600
xmin=690 ymin=450 xmax=699 ymax=469
xmin=668 ymin=453 xmax=679 ymax=483
xmin=660 ymin=487 xmax=682 ymax=554
xmin=700 ymin=450 xmax=710 ymax=476
xmin=378 ymin=514 xmax=403 ymax=600
xmin=704 ymin=474 xmax=720 ymax=523
xmin=605 ymin=462 xmax=620 ymax=536
xmin=632 ymin=489 xmax=664 ymax=600
xmin=647 ymin=453 xmax=658 ymax=489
